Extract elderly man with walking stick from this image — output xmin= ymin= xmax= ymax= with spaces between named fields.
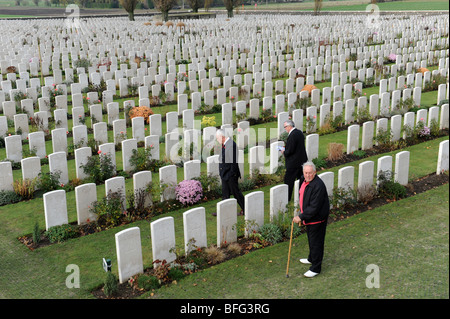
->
xmin=292 ymin=161 xmax=330 ymax=278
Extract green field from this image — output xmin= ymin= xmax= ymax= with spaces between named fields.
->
xmin=152 ymin=183 xmax=449 ymax=299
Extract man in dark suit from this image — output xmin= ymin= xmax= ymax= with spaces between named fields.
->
xmin=293 ymin=161 xmax=330 ymax=278
xmin=281 ymin=120 xmax=308 ymax=201
xmin=215 ymin=129 xmax=245 ymax=216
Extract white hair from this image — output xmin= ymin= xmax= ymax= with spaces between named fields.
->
xmin=216 ymin=129 xmax=225 ymax=137
xmin=302 ymin=161 xmax=316 ymax=171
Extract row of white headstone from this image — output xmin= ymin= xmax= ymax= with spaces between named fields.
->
xmin=1 ymin=50 xmax=448 ymax=120
xmin=0 ymin=48 xmax=447 ymax=105
xmin=0 ymin=14 xmax=447 ymax=77
xmin=111 ymin=141 xmax=449 ymax=284
xmin=1 ymin=102 xmax=448 ymax=192
xmin=1 ymin=77 xmax=448 ymax=138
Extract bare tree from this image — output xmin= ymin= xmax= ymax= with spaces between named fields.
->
xmin=314 ymin=0 xmax=323 ymax=15
xmin=223 ymin=0 xmax=241 ymax=18
xmin=187 ymin=0 xmax=203 ymax=13
xmin=153 ymin=0 xmax=178 ymax=22
xmin=119 ymin=0 xmax=142 ymax=21
xmin=204 ymin=0 xmax=212 ymax=12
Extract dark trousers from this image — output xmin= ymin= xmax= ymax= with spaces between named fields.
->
xmin=284 ymin=167 xmax=303 ymax=202
xmin=306 ymin=221 xmax=327 ymax=273
xmin=221 ymin=177 xmax=245 ymax=213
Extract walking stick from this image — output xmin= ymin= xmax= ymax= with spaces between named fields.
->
xmin=286 ymin=219 xmax=295 ymax=278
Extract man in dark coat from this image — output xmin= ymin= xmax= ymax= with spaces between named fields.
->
xmin=216 ymin=129 xmax=245 ymax=215
xmin=293 ymin=161 xmax=330 ymax=278
xmin=281 ymin=120 xmax=308 ymax=201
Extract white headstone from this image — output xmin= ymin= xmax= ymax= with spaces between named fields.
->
xmin=43 ymin=189 xmax=68 ymax=230
xmin=151 ymin=217 xmax=176 ymax=266
xmin=115 ymin=227 xmax=144 ymax=283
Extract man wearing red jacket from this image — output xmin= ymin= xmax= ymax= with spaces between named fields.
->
xmin=293 ymin=161 xmax=330 ymax=278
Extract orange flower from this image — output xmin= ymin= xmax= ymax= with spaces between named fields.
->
xmin=128 ymin=106 xmax=154 ymax=124
xmin=301 ymin=84 xmax=318 ymax=95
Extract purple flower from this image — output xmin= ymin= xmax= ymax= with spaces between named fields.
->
xmin=388 ymin=53 xmax=397 ymax=62
xmin=418 ymin=126 xmax=431 ymax=137
xmin=175 ymin=180 xmax=203 ymax=206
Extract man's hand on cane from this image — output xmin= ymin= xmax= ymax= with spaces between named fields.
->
xmin=293 ymin=215 xmax=302 ymax=225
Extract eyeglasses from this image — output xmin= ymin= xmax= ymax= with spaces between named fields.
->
xmin=284 ymin=125 xmax=290 ymax=128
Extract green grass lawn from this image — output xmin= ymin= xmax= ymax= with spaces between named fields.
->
xmin=150 ymin=183 xmax=449 ymax=299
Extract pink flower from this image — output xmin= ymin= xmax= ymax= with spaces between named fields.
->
xmin=97 ymin=150 xmax=102 ymax=154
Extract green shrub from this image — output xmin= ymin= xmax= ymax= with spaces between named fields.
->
xmin=239 ymin=178 xmax=256 ymax=192
xmin=32 ymin=221 xmax=41 ymax=245
xmin=0 ymin=190 xmax=22 ymax=206
xmin=185 ymin=248 xmax=208 ymax=270
xmin=352 ymin=150 xmax=367 ymax=158
xmin=129 ymin=146 xmax=168 ymax=172
xmin=374 ymin=128 xmax=395 ymax=151
xmin=81 ymin=152 xmax=115 ymax=184
xmin=137 ymin=275 xmax=161 ymax=291
xmin=378 ymin=171 xmax=407 ymax=200
xmin=284 ymin=221 xmax=302 ymax=239
xmin=278 ymin=131 xmax=289 ymax=144
xmin=259 ymin=223 xmax=283 ymax=245
xmin=103 ymin=271 xmax=118 ymax=297
xmin=74 ymin=58 xmax=91 ymax=72
xmin=193 ymin=173 xmax=221 ymax=199
xmin=330 ymin=187 xmax=358 ymax=217
xmin=168 ymin=267 xmax=186 ymax=281
xmin=44 ymin=224 xmax=79 ymax=243
xmin=36 ymin=170 xmax=61 ymax=192
xmin=90 ymin=191 xmax=125 ymax=228
xmin=312 ymin=157 xmax=327 ymax=170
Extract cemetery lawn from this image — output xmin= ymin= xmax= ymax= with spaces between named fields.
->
xmin=150 ymin=183 xmax=449 ymax=299
xmin=0 ymin=136 xmax=448 ymax=299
